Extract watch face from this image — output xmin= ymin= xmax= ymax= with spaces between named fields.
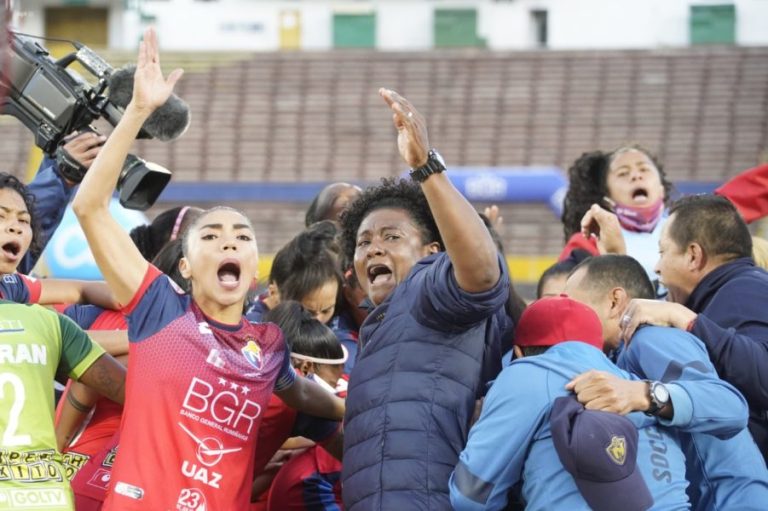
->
xmin=652 ymin=382 xmax=670 ymax=404
xmin=430 ymin=150 xmax=446 ymax=168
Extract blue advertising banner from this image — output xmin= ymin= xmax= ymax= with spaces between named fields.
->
xmin=42 ymin=199 xmax=147 ymax=279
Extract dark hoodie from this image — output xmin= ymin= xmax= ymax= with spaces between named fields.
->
xmin=687 ymin=257 xmax=768 ymax=461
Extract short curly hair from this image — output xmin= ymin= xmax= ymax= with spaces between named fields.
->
xmin=560 ymin=145 xmax=673 ymax=241
xmin=339 ymin=178 xmax=442 ymax=265
xmin=0 ymin=172 xmax=42 ymax=260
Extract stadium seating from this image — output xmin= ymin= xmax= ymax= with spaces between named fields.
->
xmin=2 ymin=46 xmax=766 ymax=257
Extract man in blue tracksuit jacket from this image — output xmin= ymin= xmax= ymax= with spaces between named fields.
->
xmin=618 ymin=195 xmax=768 ymax=461
xmin=450 ymin=296 xmax=691 ymax=511
xmin=565 ymin=254 xmax=768 ymax=510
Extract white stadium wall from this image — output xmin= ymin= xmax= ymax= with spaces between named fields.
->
xmin=11 ymin=0 xmax=768 ymax=51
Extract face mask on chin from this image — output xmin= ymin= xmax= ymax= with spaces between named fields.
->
xmin=307 ymin=372 xmax=339 ymax=394
xmin=611 ymin=198 xmax=665 ymax=233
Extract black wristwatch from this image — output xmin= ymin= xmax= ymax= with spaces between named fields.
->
xmin=644 ymin=380 xmax=671 ymax=416
xmin=409 ymin=149 xmax=446 ymax=183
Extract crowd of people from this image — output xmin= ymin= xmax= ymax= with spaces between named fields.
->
xmin=1 ymin=27 xmax=768 ymax=511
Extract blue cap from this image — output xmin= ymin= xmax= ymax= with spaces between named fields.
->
xmin=550 ymin=396 xmax=653 ymax=511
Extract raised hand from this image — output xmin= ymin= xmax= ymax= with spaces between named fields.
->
xmin=580 ymin=204 xmax=626 ymax=255
xmin=483 ymin=205 xmax=503 ymax=231
xmin=379 ymin=88 xmax=429 ymax=168
xmin=131 ymin=27 xmax=183 ymax=114
xmin=72 ymin=27 xmax=182 ymax=309
xmin=62 ymin=131 xmax=107 ymax=169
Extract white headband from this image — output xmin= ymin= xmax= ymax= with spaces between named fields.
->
xmin=291 ymin=344 xmax=349 ymax=365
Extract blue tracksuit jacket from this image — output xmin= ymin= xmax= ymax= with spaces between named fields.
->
xmin=619 ymin=326 xmax=768 ymax=510
xmin=450 ymin=341 xmax=691 ymax=511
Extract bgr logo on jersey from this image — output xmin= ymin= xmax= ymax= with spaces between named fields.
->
xmin=181 ymin=377 xmax=262 ymax=436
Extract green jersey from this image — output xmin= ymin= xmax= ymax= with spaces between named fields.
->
xmin=0 ymin=300 xmax=105 ymax=511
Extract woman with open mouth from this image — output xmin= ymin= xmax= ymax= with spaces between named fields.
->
xmin=338 ymin=88 xmax=511 ymax=510
xmin=71 ymin=27 xmax=344 ymax=511
xmin=0 ymin=171 xmax=120 ymax=308
xmin=560 ymin=145 xmax=673 ymax=296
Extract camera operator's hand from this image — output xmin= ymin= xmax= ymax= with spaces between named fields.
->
xmin=64 ymin=132 xmax=106 ymax=168
xmin=130 ymin=28 xmax=183 ymax=115
xmin=380 ymin=88 xmax=430 ymax=168
xmin=55 ymin=131 xmax=107 ymax=186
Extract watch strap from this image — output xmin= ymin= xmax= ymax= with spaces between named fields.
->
xmin=644 ymin=380 xmax=668 ymax=416
xmin=409 ymin=149 xmax=445 ymax=183
xmin=55 ymin=145 xmax=88 ymax=184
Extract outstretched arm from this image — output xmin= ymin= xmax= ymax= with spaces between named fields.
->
xmin=71 ymin=28 xmax=182 ymax=305
xmin=37 ymin=280 xmax=118 ymax=309
xmin=275 ymin=377 xmax=345 ymax=421
xmin=621 ymin=330 xmax=748 ymax=436
xmin=380 ymin=88 xmax=500 ymax=293
xmin=567 ymin=370 xmax=673 ymax=418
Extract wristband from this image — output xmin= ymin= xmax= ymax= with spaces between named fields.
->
xmin=66 ymin=390 xmax=93 ymax=414
xmin=55 ymin=146 xmax=88 ymax=184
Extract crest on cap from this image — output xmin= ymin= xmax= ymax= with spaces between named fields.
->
xmin=606 ymin=435 xmax=627 ymax=466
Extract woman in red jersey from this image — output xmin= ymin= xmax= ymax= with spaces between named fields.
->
xmin=72 ymin=28 xmax=344 ymax=511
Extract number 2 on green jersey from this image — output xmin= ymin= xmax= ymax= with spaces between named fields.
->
xmin=0 ymin=372 xmax=31 ymax=446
